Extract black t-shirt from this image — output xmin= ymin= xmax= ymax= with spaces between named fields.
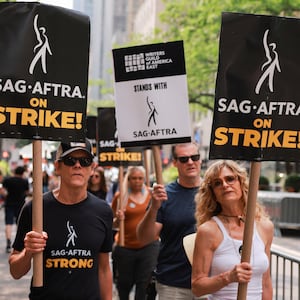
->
xmin=88 ymin=189 xmax=106 ymax=201
xmin=13 ymin=192 xmax=113 ymax=300
xmin=3 ymin=176 xmax=29 ymax=206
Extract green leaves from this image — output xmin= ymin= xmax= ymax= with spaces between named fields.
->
xmin=158 ymin=0 xmax=300 ymax=111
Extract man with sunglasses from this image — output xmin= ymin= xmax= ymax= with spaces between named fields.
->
xmin=9 ymin=140 xmax=113 ymax=300
xmin=137 ymin=142 xmax=202 ymax=300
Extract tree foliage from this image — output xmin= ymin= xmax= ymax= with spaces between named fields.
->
xmin=284 ymin=173 xmax=300 ymax=192
xmin=158 ymin=0 xmax=300 ymax=111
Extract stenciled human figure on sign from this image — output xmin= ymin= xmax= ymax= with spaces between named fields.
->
xmin=29 ymin=14 xmax=53 ymax=74
xmin=147 ymin=96 xmax=158 ymax=127
xmin=255 ymin=29 xmax=281 ymax=94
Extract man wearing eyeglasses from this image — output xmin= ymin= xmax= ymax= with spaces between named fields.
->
xmin=9 ymin=140 xmax=113 ymax=300
xmin=137 ymin=142 xmax=202 ymax=300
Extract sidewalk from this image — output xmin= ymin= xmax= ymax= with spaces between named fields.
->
xmin=0 ymin=208 xmax=31 ymax=300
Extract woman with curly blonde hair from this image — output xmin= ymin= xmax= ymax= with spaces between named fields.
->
xmin=192 ymin=160 xmax=273 ymax=300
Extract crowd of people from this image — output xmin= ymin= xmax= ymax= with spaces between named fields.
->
xmin=0 ymin=140 xmax=274 ymax=299
xmin=0 ymin=163 xmax=60 ymax=253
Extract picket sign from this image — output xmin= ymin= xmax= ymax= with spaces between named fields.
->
xmin=209 ymin=12 xmax=300 ymax=298
xmin=0 ymin=2 xmax=90 ymax=287
xmin=112 ymin=41 xmax=192 ymax=244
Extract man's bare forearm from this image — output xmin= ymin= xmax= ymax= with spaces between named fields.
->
xmin=137 ymin=205 xmax=158 ymax=244
xmin=9 ymin=249 xmax=32 ymax=279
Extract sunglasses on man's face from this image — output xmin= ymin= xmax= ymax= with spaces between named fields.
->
xmin=59 ymin=156 xmax=93 ymax=167
xmin=176 ymin=154 xmax=200 ymax=163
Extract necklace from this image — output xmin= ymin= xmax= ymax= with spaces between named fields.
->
xmin=218 ymin=215 xmax=254 ymax=263
xmin=219 ymin=214 xmax=245 ymax=224
xmin=221 ymin=217 xmax=243 ymax=258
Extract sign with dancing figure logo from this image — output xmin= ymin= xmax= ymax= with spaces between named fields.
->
xmin=112 ymin=41 xmax=191 ymax=147
xmin=0 ymin=2 xmax=91 ymax=290
xmin=210 ymin=12 xmax=300 ymax=161
xmin=0 ymin=2 xmax=90 ymax=142
xmin=96 ymin=107 xmax=144 ymax=166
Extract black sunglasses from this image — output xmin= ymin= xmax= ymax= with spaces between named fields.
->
xmin=59 ymin=156 xmax=93 ymax=167
xmin=176 ymin=154 xmax=200 ymax=163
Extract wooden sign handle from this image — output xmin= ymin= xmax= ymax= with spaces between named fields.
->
xmin=32 ymin=140 xmax=43 ymax=287
xmin=237 ymin=161 xmax=261 ymax=299
xmin=152 ymin=145 xmax=163 ymax=184
xmin=117 ymin=165 xmax=125 ymax=246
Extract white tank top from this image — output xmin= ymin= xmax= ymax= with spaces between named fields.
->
xmin=207 ymin=216 xmax=269 ymax=300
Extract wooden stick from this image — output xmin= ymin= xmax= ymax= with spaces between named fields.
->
xmin=152 ymin=145 xmax=163 ymax=184
xmin=32 ymin=140 xmax=43 ymax=287
xmin=144 ymin=149 xmax=150 ymax=187
xmin=237 ymin=161 xmax=261 ymax=299
xmin=118 ymin=165 xmax=125 ymax=246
